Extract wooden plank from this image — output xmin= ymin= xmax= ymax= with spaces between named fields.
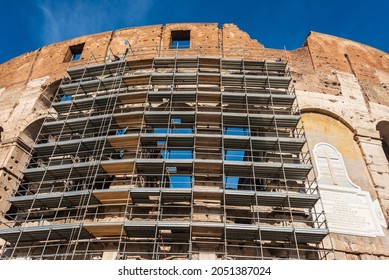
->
xmin=123 ymin=75 xmax=150 ymax=86
xmin=107 ymin=135 xmax=139 ymax=148
xmin=197 ymin=92 xmax=220 ymax=102
xmin=193 ymin=189 xmax=223 ymax=201
xmin=196 ymin=113 xmax=221 ymax=123
xmin=84 ymin=223 xmax=123 ymax=237
xmin=119 ymin=93 xmax=147 ymax=103
xmin=196 ymin=135 xmax=221 ymax=147
xmin=198 ymin=74 xmax=220 ymax=84
xmin=93 ymin=190 xmax=131 ymax=204
xmin=113 ymin=113 xmax=143 ymax=128
xmin=192 ymin=223 xmax=224 ymax=237
xmin=195 ymin=161 xmax=222 ymax=173
xmin=101 ymin=160 xmax=135 ymax=174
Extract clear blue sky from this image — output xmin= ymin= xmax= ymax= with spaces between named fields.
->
xmin=1 ymin=0 xmax=388 ymax=64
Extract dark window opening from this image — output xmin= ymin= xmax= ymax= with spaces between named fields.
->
xmin=171 ymin=30 xmax=190 ymax=49
xmin=64 ymin=43 xmax=85 ymax=62
xmin=5 ymin=204 xmax=18 ymax=221
xmin=382 ymin=141 xmax=389 ymax=162
xmin=376 ymin=121 xmax=389 ymax=163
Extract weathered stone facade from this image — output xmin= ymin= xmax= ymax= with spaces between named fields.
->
xmin=0 ymin=23 xmax=388 ymax=259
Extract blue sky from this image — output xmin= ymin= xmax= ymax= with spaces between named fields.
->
xmin=0 ymin=0 xmax=388 ymax=64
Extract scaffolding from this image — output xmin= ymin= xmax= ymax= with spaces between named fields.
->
xmin=0 ymin=55 xmax=333 ymax=260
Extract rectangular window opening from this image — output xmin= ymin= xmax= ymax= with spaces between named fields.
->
xmin=73 ymin=53 xmax=81 ymax=61
xmin=64 ymin=43 xmax=85 ymax=62
xmin=171 ymin=30 xmax=190 ymax=49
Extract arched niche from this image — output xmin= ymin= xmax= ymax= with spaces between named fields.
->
xmin=301 ymin=111 xmax=374 ymax=191
xmin=40 ymin=79 xmax=62 ymax=105
xmin=19 ymin=117 xmax=47 ymax=146
xmin=376 ymin=120 xmax=389 ymax=162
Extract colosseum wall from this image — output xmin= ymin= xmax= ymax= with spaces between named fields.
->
xmin=0 ymin=23 xmax=388 ymax=259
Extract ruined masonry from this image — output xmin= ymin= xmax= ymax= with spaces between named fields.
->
xmin=0 ymin=23 xmax=388 ymax=260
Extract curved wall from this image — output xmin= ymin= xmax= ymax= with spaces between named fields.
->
xmin=0 ymin=23 xmax=389 ymax=259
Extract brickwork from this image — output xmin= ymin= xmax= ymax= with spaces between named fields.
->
xmin=0 ymin=23 xmax=388 ymax=259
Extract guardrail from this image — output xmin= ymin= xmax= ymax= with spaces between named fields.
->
xmin=67 ymin=45 xmax=289 ymax=70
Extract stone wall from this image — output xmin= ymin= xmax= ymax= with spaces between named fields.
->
xmin=0 ymin=23 xmax=389 ymax=259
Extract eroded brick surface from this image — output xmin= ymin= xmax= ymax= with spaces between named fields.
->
xmin=0 ymin=23 xmax=389 ymax=260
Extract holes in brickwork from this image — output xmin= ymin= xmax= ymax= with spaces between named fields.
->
xmin=171 ymin=30 xmax=190 ymax=49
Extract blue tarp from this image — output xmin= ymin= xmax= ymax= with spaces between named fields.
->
xmin=170 ymin=150 xmax=192 ymax=159
xmin=224 ymin=127 xmax=249 ymax=136
xmin=224 ymin=150 xmax=244 ymax=189
xmin=60 ymin=95 xmax=72 ymax=102
xmin=153 ymin=128 xmax=169 ymax=134
xmin=160 ymin=150 xmax=169 ymax=159
xmin=161 ymin=150 xmax=192 ymax=159
xmin=170 ymin=176 xmax=192 ymax=188
xmin=154 ymin=124 xmax=193 ymax=188
xmin=116 ymin=128 xmax=126 ymax=135
xmin=171 ymin=118 xmax=182 ymax=124
xmin=157 ymin=140 xmax=166 ymax=146
xmin=225 ymin=176 xmax=239 ymax=189
xmin=225 ymin=150 xmax=245 ymax=161
xmin=172 ymin=128 xmax=192 ymax=134
xmin=153 ymin=128 xmax=192 ymax=134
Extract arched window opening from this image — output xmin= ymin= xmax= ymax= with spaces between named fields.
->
xmin=20 ymin=118 xmax=46 ymax=146
xmin=40 ymin=79 xmax=62 ymax=106
xmin=376 ymin=121 xmax=389 ymax=162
